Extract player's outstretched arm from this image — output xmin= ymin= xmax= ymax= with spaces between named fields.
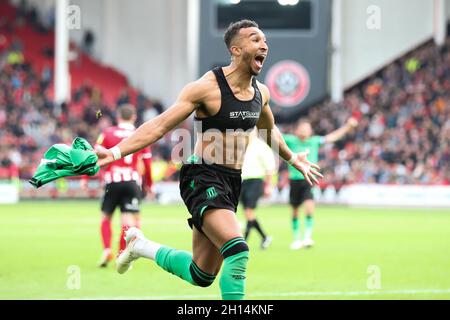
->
xmin=255 ymin=83 xmax=323 ymax=186
xmin=325 ymin=117 xmax=358 ymax=143
xmin=96 ymin=82 xmax=205 ymax=167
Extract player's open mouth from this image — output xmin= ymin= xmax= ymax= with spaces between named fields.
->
xmin=254 ymin=54 xmax=266 ymax=68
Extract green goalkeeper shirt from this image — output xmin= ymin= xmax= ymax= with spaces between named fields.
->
xmin=29 ymin=137 xmax=100 ymax=188
xmin=283 ymin=134 xmax=325 ymax=180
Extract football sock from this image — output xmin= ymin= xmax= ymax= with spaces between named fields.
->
xmin=219 ymin=237 xmax=249 ymax=300
xmin=304 ymin=215 xmax=314 ymax=240
xmin=292 ymin=217 xmax=300 ymax=241
xmin=244 ymin=220 xmax=254 ymax=240
xmin=119 ymin=225 xmax=130 ymax=252
xmin=253 ymin=219 xmax=267 ymax=239
xmin=155 ymin=246 xmax=216 ymax=287
xmin=133 ymin=238 xmax=162 ymax=260
xmin=100 ymin=218 xmax=112 ymax=250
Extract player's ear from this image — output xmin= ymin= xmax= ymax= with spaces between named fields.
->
xmin=230 ymin=45 xmax=241 ymax=57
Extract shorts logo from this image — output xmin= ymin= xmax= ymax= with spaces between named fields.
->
xmin=229 ymin=111 xmax=260 ymax=120
xmin=190 ymin=179 xmax=195 ymax=190
xmin=124 ymin=198 xmax=139 ymax=211
xmin=206 ymin=187 xmax=218 ymax=200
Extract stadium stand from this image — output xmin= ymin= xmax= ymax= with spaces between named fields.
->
xmin=0 ymin=0 xmax=448 ymax=189
xmin=0 ymin=0 xmax=164 ymax=183
xmin=280 ymin=39 xmax=450 ymax=187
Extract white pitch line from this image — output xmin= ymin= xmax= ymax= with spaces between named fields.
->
xmin=69 ymin=289 xmax=450 ymax=300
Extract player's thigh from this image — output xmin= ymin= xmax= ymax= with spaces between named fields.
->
xmin=192 ymin=226 xmax=223 ymax=275
xmin=121 ymin=212 xmax=138 ymax=226
xmin=244 ymin=208 xmax=256 ymax=220
xmin=303 ymin=199 xmax=315 ymax=214
xmin=202 ymin=208 xmax=243 ymax=249
xmin=102 ymin=211 xmax=113 ymax=220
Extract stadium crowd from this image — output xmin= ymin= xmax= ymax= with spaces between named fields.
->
xmin=0 ymin=50 xmax=165 ymax=181
xmin=280 ymin=39 xmax=450 ymax=186
xmin=332 ymin=39 xmax=449 ymax=185
xmin=0 ymin=4 xmax=449 ymax=186
xmin=0 ymin=2 xmax=166 ymax=181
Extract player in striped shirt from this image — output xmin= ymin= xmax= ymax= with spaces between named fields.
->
xmin=96 ymin=104 xmax=152 ymax=267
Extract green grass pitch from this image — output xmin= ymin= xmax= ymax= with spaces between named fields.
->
xmin=0 ymin=201 xmax=449 ymax=300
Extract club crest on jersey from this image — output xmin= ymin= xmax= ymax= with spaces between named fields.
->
xmin=229 ymin=111 xmax=260 ymax=120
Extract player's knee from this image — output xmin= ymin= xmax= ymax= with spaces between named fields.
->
xmin=189 ymin=262 xmax=216 ymax=287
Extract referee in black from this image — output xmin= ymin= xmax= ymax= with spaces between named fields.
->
xmin=240 ymin=132 xmax=276 ymax=249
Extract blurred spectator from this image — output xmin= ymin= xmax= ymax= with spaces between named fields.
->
xmin=82 ymin=30 xmax=95 ymax=56
xmin=0 ymin=9 xmax=166 ymax=182
xmin=279 ymin=39 xmax=450 ymax=186
xmin=0 ymin=4 xmax=448 ymax=186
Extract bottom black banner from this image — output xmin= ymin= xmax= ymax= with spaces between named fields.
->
xmin=1 ymin=300 xmax=446 ymax=318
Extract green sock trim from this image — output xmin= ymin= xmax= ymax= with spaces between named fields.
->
xmin=220 ymin=237 xmax=246 ymax=255
xmin=191 ymin=262 xmax=216 ymax=281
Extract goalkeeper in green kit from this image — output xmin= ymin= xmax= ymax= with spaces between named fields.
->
xmin=283 ymin=117 xmax=358 ymax=250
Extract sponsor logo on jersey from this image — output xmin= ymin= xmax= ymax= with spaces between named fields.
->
xmin=229 ymin=111 xmax=260 ymax=120
xmin=114 ymin=129 xmax=133 ymax=139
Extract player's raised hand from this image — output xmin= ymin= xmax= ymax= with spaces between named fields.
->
xmin=95 ymin=145 xmax=115 ymax=167
xmin=290 ymin=150 xmax=323 ymax=186
xmin=263 ymin=183 xmax=272 ymax=198
xmin=347 ymin=117 xmax=359 ymax=128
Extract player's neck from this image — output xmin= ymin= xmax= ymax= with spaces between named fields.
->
xmin=223 ymin=63 xmax=253 ymax=90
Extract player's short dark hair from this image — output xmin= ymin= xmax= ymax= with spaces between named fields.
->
xmin=297 ymin=119 xmax=311 ymax=127
xmin=117 ymin=104 xmax=136 ymax=121
xmin=224 ymin=19 xmax=259 ymax=52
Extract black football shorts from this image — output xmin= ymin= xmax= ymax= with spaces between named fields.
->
xmin=179 ymin=163 xmax=242 ymax=233
xmin=240 ymin=178 xmax=264 ymax=209
xmin=289 ymin=179 xmax=313 ymax=207
xmin=101 ymin=181 xmax=142 ymax=214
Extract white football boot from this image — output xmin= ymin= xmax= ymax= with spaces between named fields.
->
xmin=98 ymin=248 xmax=114 ymax=268
xmin=116 ymin=227 xmax=144 ymax=274
xmin=290 ymin=240 xmax=304 ymax=250
xmin=303 ymin=238 xmax=315 ymax=248
xmin=261 ymin=236 xmax=273 ymax=250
